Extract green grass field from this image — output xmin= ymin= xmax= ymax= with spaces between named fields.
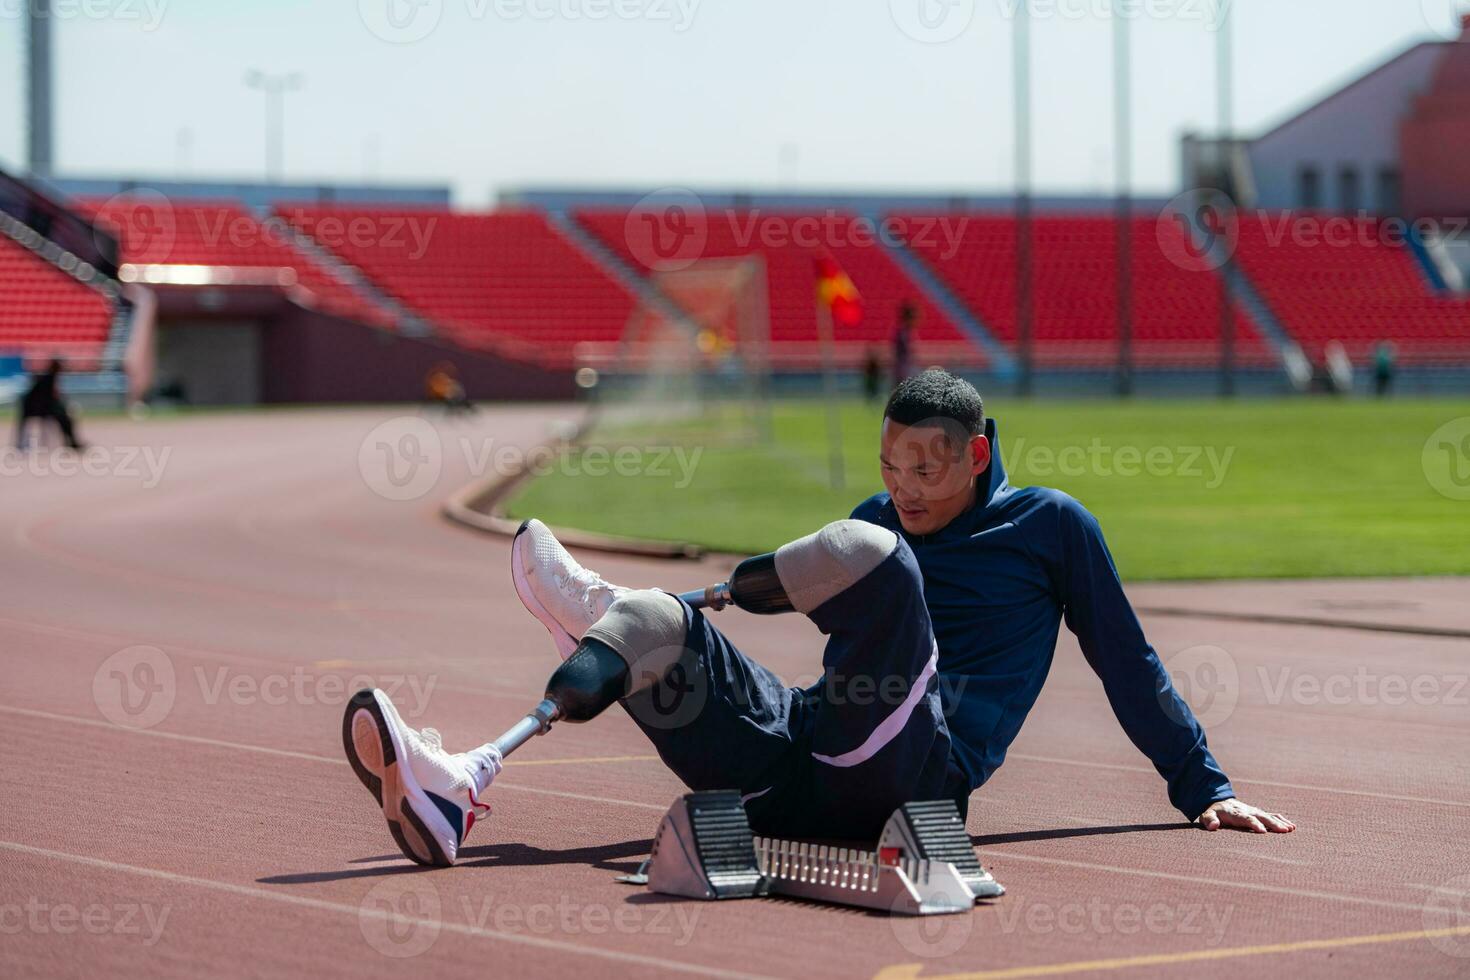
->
xmin=507 ymin=398 xmax=1470 ymax=580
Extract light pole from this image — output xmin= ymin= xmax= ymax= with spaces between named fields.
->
xmin=1114 ymin=1 xmax=1134 ymax=397
xmin=1216 ymin=7 xmax=1235 ymax=398
xmin=244 ymin=70 xmax=303 ymax=183
xmin=1014 ymin=0 xmax=1033 ymax=398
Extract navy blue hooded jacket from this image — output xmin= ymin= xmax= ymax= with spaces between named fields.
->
xmin=851 ymin=417 xmax=1234 ymax=820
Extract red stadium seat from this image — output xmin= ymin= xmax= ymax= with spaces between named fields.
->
xmin=0 ymin=234 xmax=113 ymax=362
xmin=278 ymin=207 xmax=636 ymax=366
xmin=575 ymin=208 xmax=982 ymax=366
xmin=893 ymin=212 xmax=1272 ymax=368
xmin=1232 ymin=212 xmax=1470 ymax=365
xmin=79 ymin=198 xmax=397 ymax=329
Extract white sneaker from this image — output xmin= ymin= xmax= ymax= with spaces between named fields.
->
xmin=511 ymin=519 xmax=627 ymax=660
xmin=342 ymin=689 xmax=498 ymax=867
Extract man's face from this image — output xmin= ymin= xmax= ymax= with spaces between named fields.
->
xmin=879 ymin=418 xmax=990 ymax=536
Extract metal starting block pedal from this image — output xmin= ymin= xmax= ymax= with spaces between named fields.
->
xmin=638 ymin=791 xmax=1004 ymax=916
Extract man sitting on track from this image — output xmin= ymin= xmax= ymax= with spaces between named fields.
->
xmin=345 ymin=370 xmax=1294 ymax=866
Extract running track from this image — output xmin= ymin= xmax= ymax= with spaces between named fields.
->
xmin=2 ymin=406 xmax=1468 ymax=979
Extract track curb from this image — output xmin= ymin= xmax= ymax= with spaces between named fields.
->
xmin=440 ymin=410 xmax=707 ymax=561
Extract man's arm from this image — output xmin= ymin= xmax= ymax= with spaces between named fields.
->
xmin=1048 ymin=495 xmax=1293 ymax=833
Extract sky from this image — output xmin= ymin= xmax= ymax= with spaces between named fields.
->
xmin=0 ymin=0 xmax=1466 ymax=205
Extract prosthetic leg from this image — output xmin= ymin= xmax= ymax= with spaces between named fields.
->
xmin=490 ymin=520 xmax=898 ymax=757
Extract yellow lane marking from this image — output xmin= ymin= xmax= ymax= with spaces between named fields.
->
xmin=874 ymin=925 xmax=1470 ymax=980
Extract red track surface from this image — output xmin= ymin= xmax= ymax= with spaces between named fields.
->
xmin=2 ymin=407 xmax=1468 ymax=979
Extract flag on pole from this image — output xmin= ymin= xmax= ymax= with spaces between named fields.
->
xmin=814 ymin=253 xmax=863 ymax=329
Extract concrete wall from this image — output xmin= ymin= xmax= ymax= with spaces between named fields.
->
xmin=156 ymin=319 xmax=263 ymax=405
xmin=259 ymin=308 xmax=575 ymax=404
xmin=1247 ymin=44 xmax=1444 ymax=213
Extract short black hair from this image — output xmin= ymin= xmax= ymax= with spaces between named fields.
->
xmin=883 ymin=369 xmax=985 ymax=438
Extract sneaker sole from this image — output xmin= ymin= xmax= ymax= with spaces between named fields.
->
xmin=342 ymin=689 xmax=456 ymax=868
xmin=511 ymin=519 xmax=578 ymax=660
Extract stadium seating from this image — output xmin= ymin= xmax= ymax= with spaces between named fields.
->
xmin=81 ymin=198 xmax=396 ymax=329
xmin=0 ymin=232 xmax=114 ymax=362
xmin=893 ymin=212 xmax=1272 ymax=367
xmin=1232 ymin=212 xmax=1470 ymax=364
xmin=574 ymin=209 xmax=982 ymax=365
xmin=278 ymin=207 xmax=636 ymax=365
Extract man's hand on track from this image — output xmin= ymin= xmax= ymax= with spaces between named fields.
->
xmin=1198 ymin=798 xmax=1296 ymax=833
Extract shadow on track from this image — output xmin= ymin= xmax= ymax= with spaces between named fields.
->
xmin=972 ymin=822 xmax=1190 ymax=847
xmin=257 ymin=838 xmax=654 ymax=885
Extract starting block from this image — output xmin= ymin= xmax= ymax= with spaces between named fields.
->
xmin=632 ymin=791 xmax=1004 ymax=916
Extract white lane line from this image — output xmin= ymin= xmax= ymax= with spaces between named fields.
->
xmin=0 ymin=705 xmax=669 ymax=812
xmin=0 ymin=617 xmax=542 ymax=701
xmin=0 ymin=841 xmax=771 ymax=980
xmin=1009 ymin=753 xmax=1470 ymax=809
xmin=1219 ymin=847 xmax=1311 ymax=867
xmin=0 ymin=719 xmax=1439 ymax=917
xmin=982 ymin=851 xmax=1429 ymax=913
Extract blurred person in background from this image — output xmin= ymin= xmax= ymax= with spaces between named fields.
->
xmin=1373 ymin=341 xmax=1397 ymax=398
xmin=15 ymin=359 xmax=84 ymax=451
xmin=863 ymin=347 xmax=883 ymax=402
xmin=425 ymin=361 xmax=475 ymax=416
xmin=892 ymin=301 xmax=917 ymax=385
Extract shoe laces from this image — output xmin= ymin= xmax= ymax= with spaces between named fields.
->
xmin=555 ymin=565 xmax=618 ymax=618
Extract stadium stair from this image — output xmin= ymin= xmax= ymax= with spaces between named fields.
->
xmin=867 ymin=211 xmax=1016 ymax=374
xmin=543 ymin=208 xmax=704 ymax=350
xmin=0 ymin=209 xmax=128 ymax=397
xmin=1231 ymin=212 xmax=1470 ymax=365
xmin=262 ymin=214 xmax=431 ymax=336
xmin=896 ymin=211 xmax=1276 ymax=369
xmin=573 ymin=207 xmax=985 ymax=368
